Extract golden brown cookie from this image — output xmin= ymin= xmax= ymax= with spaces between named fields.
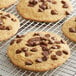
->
xmin=17 ymin=0 xmax=73 ymax=22
xmin=7 ymin=32 xmax=70 ymax=72
xmin=0 ymin=10 xmax=20 ymax=42
xmin=62 ymin=16 xmax=76 ymax=42
xmin=0 ymin=0 xmax=17 ymax=9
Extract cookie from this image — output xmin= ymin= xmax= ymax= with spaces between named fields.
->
xmin=0 ymin=10 xmax=20 ymax=42
xmin=7 ymin=32 xmax=70 ymax=72
xmin=62 ymin=16 xmax=76 ymax=42
xmin=0 ymin=0 xmax=17 ymax=9
xmin=17 ymin=0 xmax=73 ymax=22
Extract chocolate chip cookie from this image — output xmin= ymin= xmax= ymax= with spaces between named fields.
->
xmin=0 ymin=10 xmax=20 ymax=42
xmin=62 ymin=16 xmax=76 ymax=42
xmin=0 ymin=0 xmax=17 ymax=9
xmin=17 ymin=0 xmax=73 ymax=22
xmin=7 ymin=32 xmax=70 ymax=72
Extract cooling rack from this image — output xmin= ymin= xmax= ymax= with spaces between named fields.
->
xmin=0 ymin=0 xmax=76 ymax=76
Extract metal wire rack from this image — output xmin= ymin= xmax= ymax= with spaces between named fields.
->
xmin=0 ymin=0 xmax=76 ymax=76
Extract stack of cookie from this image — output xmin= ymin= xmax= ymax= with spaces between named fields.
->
xmin=0 ymin=0 xmax=76 ymax=72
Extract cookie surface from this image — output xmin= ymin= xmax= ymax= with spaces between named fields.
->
xmin=7 ymin=32 xmax=70 ymax=72
xmin=62 ymin=16 xmax=76 ymax=42
xmin=0 ymin=11 xmax=20 ymax=41
xmin=0 ymin=0 xmax=17 ymax=9
xmin=17 ymin=0 xmax=73 ymax=22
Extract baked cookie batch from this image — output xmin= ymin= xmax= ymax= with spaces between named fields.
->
xmin=0 ymin=0 xmax=76 ymax=72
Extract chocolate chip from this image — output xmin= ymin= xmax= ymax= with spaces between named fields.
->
xmin=29 ymin=0 xmax=34 ymax=4
xmin=29 ymin=0 xmax=38 ymax=6
xmin=41 ymin=37 xmax=47 ymax=41
xmin=16 ymin=39 xmax=22 ymax=43
xmin=31 ymin=48 xmax=37 ymax=52
xmin=40 ymin=41 xmax=47 ymax=46
xmin=1 ymin=16 xmax=6 ymax=19
xmin=61 ymin=39 xmax=65 ymax=44
xmin=26 ymin=41 xmax=36 ymax=46
xmin=40 ymin=44 xmax=47 ymax=48
xmin=41 ymin=46 xmax=49 ymax=51
xmin=35 ymin=58 xmax=42 ymax=63
xmin=56 ymin=51 xmax=62 ymax=56
xmin=45 ymin=34 xmax=50 ymax=37
xmin=25 ymin=61 xmax=33 ymax=65
xmin=61 ymin=0 xmax=68 ymax=8
xmin=42 ymin=56 xmax=48 ymax=61
xmin=55 ymin=40 xmax=65 ymax=44
xmin=22 ymin=47 xmax=28 ymax=52
xmin=63 ymin=50 xmax=68 ymax=55
xmin=42 ymin=51 xmax=49 ymax=56
xmin=51 ymin=55 xmax=57 ymax=60
xmin=33 ymin=33 xmax=40 ymax=36
xmin=51 ymin=45 xmax=60 ymax=49
xmin=61 ymin=1 xmax=66 ymax=4
xmin=69 ymin=27 xmax=76 ymax=33
xmin=6 ymin=26 xmax=12 ymax=30
xmin=48 ymin=39 xmax=55 ymax=44
xmin=38 ymin=8 xmax=44 ymax=12
xmin=28 ymin=3 xmax=35 ymax=7
xmin=51 ymin=37 xmax=56 ymax=40
xmin=16 ymin=49 xmax=22 ymax=54
xmin=42 ymin=47 xmax=48 ymax=51
xmin=16 ymin=35 xmax=24 ymax=38
xmin=50 ymin=51 xmax=52 ymax=53
xmin=66 ymin=11 xmax=71 ymax=15
xmin=0 ymin=25 xmax=12 ymax=30
xmin=40 ymin=0 xmax=47 ymax=2
xmin=5 ymin=14 xmax=10 ymax=18
xmin=0 ymin=13 xmax=3 ymax=15
xmin=10 ymin=40 xmax=15 ymax=45
xmin=27 ymin=37 xmax=47 ymax=47
xmin=39 ymin=3 xmax=48 ymax=10
xmin=11 ymin=18 xmax=16 ymax=22
xmin=26 ymin=37 xmax=41 ymax=46
xmin=27 ymin=41 xmax=38 ymax=46
xmin=63 ymin=3 xmax=68 ymax=8
xmin=25 ymin=52 xmax=29 ymax=57
xmin=33 ymin=37 xmax=41 ymax=41
xmin=51 ymin=10 xmax=58 ymax=15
